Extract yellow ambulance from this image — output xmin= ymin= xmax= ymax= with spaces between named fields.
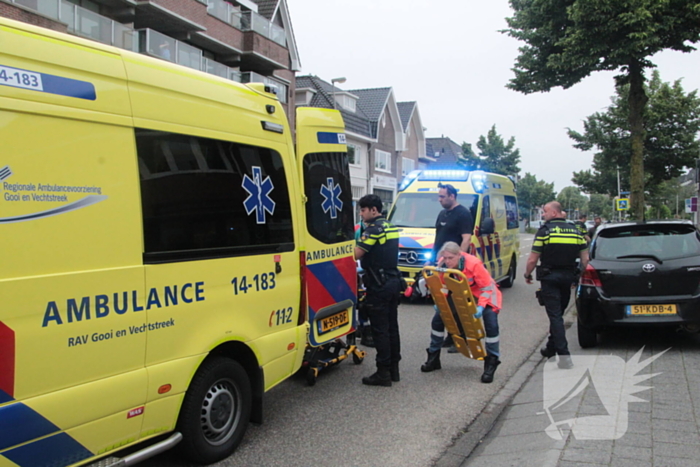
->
xmin=388 ymin=169 xmax=520 ymax=287
xmin=0 ymin=17 xmax=356 ymax=467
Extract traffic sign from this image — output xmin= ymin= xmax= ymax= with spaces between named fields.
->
xmin=617 ymin=198 xmax=629 ymax=211
xmin=620 ymin=191 xmax=630 ymax=195
xmin=685 ymin=197 xmax=698 ymax=213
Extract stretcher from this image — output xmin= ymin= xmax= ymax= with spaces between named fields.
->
xmin=301 ymin=277 xmax=366 ymax=386
xmin=422 ymin=266 xmax=487 ymax=360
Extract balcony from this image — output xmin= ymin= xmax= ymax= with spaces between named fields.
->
xmin=240 ymin=71 xmax=288 ymax=104
xmin=207 ymin=0 xmax=242 ymax=29
xmin=10 ymin=0 xmax=136 ymax=50
xmin=240 ymin=10 xmax=286 ymax=47
xmin=138 ymin=29 xmax=242 ymax=84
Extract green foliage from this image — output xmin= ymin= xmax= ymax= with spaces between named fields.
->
xmin=588 ymin=193 xmax=612 ymax=219
xmin=556 ymin=186 xmax=588 ymax=218
xmin=503 ymin=0 xmax=700 ymax=219
xmin=570 ymin=71 xmax=700 ymax=196
xmin=645 ymin=204 xmax=673 ymax=220
xmin=460 ymin=125 xmax=522 ymax=176
xmin=516 ymin=172 xmax=556 ymax=218
xmin=457 ymin=142 xmax=484 ymax=171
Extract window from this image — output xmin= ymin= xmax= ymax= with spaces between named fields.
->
xmin=389 ymin=193 xmax=478 ymax=228
xmin=375 ymin=149 xmax=391 ymax=172
xmin=373 ymin=189 xmax=394 ymax=213
xmin=303 ymin=152 xmax=354 ymax=244
xmin=505 ymin=195 xmax=519 ymax=230
xmin=137 ymin=129 xmax=294 ymax=263
xmin=402 ymin=157 xmax=415 ymax=176
xmin=347 ymin=144 xmax=361 ymax=166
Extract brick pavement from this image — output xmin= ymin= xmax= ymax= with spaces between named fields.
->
xmin=439 ymin=316 xmax=700 ymax=467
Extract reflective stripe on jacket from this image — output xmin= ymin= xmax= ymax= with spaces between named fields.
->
xmin=440 ymin=251 xmax=502 ymax=312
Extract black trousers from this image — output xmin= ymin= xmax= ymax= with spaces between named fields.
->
xmin=365 ymin=277 xmax=401 ymax=369
xmin=540 ymin=270 xmax=576 ymax=356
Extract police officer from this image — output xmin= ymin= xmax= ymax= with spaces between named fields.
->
xmin=523 ymin=201 xmax=588 ymax=369
xmin=355 ymin=194 xmax=401 ymax=387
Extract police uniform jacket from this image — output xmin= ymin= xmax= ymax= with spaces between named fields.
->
xmin=532 ymin=218 xmax=587 ymax=269
xmin=356 ymin=216 xmax=399 ymax=287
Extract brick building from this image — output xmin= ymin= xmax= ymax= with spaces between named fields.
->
xmin=0 ymin=0 xmax=300 ymax=125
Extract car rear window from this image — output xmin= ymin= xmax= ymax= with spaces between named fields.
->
xmin=594 ymin=224 xmax=700 ymax=261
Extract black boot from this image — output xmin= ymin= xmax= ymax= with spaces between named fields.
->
xmin=421 ymin=349 xmax=442 ymax=372
xmin=360 ymin=325 xmax=375 ymax=347
xmin=481 ymin=355 xmax=501 ymax=383
xmin=362 ymin=367 xmax=392 ymax=387
xmin=390 ymin=363 xmax=400 ymax=382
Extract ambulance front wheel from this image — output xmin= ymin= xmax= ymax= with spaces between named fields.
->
xmin=177 ymin=357 xmax=252 ymax=464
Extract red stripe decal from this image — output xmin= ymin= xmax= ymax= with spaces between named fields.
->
xmin=333 ymin=256 xmax=357 ymax=294
xmin=0 ymin=321 xmax=15 ymax=398
xmin=306 ymin=270 xmax=338 ymax=316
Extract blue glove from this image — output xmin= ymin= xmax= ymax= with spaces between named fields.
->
xmin=474 ymin=306 xmax=484 ymax=319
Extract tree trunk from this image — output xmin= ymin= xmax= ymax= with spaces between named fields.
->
xmin=627 ymin=61 xmax=648 ymax=220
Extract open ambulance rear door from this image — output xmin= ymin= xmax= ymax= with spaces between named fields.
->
xmin=295 ymin=108 xmax=356 ymax=346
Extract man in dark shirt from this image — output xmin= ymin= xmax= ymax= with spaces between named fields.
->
xmin=355 ymin=194 xmax=401 ymax=387
xmin=431 ymin=183 xmax=475 ymax=353
xmin=431 ymin=183 xmax=475 ymax=261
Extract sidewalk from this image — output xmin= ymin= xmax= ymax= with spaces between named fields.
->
xmin=440 ymin=314 xmax=700 ymax=467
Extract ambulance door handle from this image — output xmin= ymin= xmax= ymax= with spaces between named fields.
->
xmin=276 ymin=262 xmax=282 ymax=274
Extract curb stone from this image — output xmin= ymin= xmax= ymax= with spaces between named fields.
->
xmin=433 ymin=303 xmax=576 ymax=467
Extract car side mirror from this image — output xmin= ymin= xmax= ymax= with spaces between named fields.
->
xmin=480 ymin=218 xmax=495 ymax=235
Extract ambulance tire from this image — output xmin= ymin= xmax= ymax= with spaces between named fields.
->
xmin=500 ymin=256 xmax=517 ymax=288
xmin=177 ymin=357 xmax=252 ymax=464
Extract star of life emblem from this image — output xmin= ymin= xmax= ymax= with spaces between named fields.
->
xmin=320 ymin=177 xmax=343 ymax=219
xmin=542 ymin=347 xmax=668 ymax=440
xmin=242 ymin=166 xmax=275 ymax=224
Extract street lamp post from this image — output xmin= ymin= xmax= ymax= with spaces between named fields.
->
xmin=331 ymin=77 xmax=346 ymax=109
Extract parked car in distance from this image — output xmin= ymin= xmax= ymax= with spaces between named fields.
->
xmin=576 ymin=220 xmax=700 ymax=347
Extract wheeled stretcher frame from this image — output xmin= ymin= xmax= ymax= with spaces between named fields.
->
xmin=422 ymin=266 xmax=487 ymax=360
xmin=302 ymin=295 xmax=366 ymax=386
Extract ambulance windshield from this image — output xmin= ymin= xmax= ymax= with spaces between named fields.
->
xmin=389 ymin=192 xmax=478 ymax=228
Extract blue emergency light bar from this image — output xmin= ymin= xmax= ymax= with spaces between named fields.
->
xmin=398 ymin=169 xmax=472 ymax=192
xmin=398 ymin=169 xmax=490 ymax=193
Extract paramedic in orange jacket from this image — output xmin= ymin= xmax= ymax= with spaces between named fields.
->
xmin=420 ymin=241 xmax=503 ymax=383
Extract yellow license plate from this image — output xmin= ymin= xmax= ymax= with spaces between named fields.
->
xmin=626 ymin=304 xmax=677 ymax=315
xmin=320 ymin=310 xmax=349 ymax=333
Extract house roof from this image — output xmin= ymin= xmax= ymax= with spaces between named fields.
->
xmin=347 ymin=87 xmax=392 ymax=122
xmin=296 ymin=75 xmax=372 ymax=138
xmin=425 ymin=136 xmax=463 ymax=165
xmin=397 ymin=102 xmax=416 ymax=131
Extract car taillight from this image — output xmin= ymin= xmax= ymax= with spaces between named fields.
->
xmin=580 ymin=264 xmax=602 ymax=287
xmin=298 ymin=251 xmax=307 ymax=326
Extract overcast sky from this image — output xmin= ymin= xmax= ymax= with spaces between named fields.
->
xmin=287 ymin=0 xmax=700 ymax=193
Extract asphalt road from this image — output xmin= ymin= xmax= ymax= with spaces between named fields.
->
xmin=143 ymin=233 xmax=544 ymax=467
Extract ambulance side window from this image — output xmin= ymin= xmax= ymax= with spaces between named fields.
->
xmin=303 ymin=152 xmax=354 ymax=244
xmin=136 ymin=129 xmax=294 ymax=263
xmin=480 ymin=195 xmax=491 ymax=224
xmin=505 ymin=195 xmax=519 ymax=230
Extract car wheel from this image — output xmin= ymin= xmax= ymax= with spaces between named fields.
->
xmin=500 ymin=256 xmax=517 ymax=288
xmin=177 ymin=357 xmax=251 ymax=464
xmin=577 ymin=318 xmax=598 ymax=348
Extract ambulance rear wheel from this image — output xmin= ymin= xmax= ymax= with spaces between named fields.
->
xmin=501 ymin=256 xmax=517 ymax=288
xmin=177 ymin=357 xmax=251 ymax=464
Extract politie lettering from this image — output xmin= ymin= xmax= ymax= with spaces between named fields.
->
xmin=42 ymin=282 xmax=204 ymax=327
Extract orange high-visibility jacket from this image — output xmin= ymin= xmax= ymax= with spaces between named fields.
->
xmin=439 ymin=251 xmax=502 ymax=312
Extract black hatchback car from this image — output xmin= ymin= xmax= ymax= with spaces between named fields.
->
xmin=576 ymin=220 xmax=700 ymax=347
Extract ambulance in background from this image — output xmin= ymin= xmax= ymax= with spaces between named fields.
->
xmin=388 ymin=169 xmax=520 ymax=288
xmin=0 ymin=17 xmax=355 ymax=467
